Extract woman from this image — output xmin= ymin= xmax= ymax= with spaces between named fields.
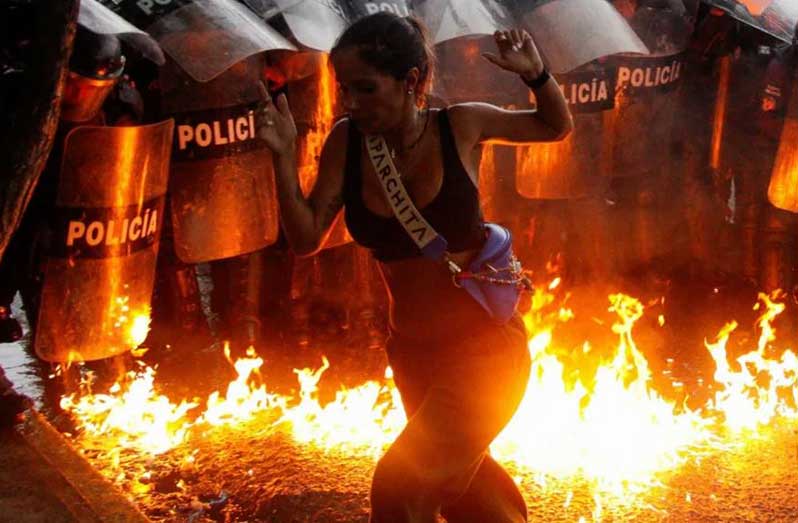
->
xmin=259 ymin=12 xmax=572 ymax=523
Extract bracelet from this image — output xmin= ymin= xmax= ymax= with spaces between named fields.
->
xmin=522 ymin=69 xmax=551 ymax=90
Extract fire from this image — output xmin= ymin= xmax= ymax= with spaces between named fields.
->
xmin=277 ymin=357 xmax=405 ymax=459
xmin=110 ymin=295 xmax=151 ymax=352
xmin=494 ymin=294 xmax=712 ymax=493
xmin=59 ymin=365 xmax=198 ymax=455
xmin=128 ymin=314 xmax=151 ymax=347
xmin=199 ymin=344 xmax=285 ymax=426
xmin=706 ymin=292 xmax=798 ymax=432
xmin=59 ymin=283 xmax=798 ymax=515
xmin=60 ymin=347 xmax=403 ymax=461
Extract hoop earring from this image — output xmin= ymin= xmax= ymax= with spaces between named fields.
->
xmin=407 ymin=89 xmax=414 ymax=95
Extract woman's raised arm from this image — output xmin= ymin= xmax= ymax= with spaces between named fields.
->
xmin=258 ymin=86 xmax=347 ymax=256
xmin=450 ymin=29 xmax=573 ymax=147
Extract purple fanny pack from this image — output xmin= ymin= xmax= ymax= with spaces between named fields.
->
xmin=452 ymin=223 xmax=530 ymax=324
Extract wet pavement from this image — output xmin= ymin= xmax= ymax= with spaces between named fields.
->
xmin=0 ymin=408 xmax=149 ymax=523
xmin=0 ymin=296 xmax=43 ymax=406
xmin=3 ymin=279 xmax=798 ymax=522
xmin=0 ymin=300 xmax=142 ymax=523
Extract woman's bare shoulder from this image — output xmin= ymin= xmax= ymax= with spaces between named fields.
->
xmin=326 ymin=117 xmax=351 ymax=150
xmin=445 ymin=103 xmax=500 ymax=147
xmin=447 ymin=102 xmax=502 ymax=121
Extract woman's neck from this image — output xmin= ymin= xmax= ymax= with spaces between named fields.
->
xmin=384 ymin=105 xmax=423 ymax=154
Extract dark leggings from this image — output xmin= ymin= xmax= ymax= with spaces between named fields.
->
xmin=370 ymin=315 xmax=531 ymax=523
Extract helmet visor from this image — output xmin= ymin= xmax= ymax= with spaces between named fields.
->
xmin=60 ymin=71 xmax=119 ymax=122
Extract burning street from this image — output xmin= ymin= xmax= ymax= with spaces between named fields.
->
xmin=50 ymin=286 xmax=798 ymax=522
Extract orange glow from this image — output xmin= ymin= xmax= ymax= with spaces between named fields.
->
xmin=739 ymin=0 xmax=773 ymax=16
xmin=463 ymin=41 xmax=481 ymax=62
xmin=105 ymin=130 xmax=151 ymax=362
xmin=768 ymin=81 xmax=798 ymax=212
xmin=299 ymin=54 xmax=336 ymax=195
xmin=710 ymin=56 xmax=731 ymax=171
xmin=297 ymin=53 xmax=352 ymax=247
xmin=516 ymin=136 xmax=574 ymax=199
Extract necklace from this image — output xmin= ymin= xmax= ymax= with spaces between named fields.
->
xmin=390 ymin=108 xmax=430 ymax=160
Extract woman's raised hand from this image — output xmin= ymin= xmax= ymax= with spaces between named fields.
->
xmin=483 ymin=29 xmax=545 ymax=81
xmin=257 ymin=81 xmax=297 ymax=157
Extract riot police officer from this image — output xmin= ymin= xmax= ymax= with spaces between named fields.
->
xmin=754 ymin=25 xmax=798 ymax=294
xmin=608 ymin=0 xmax=693 ymax=284
xmin=677 ymin=4 xmax=741 ymax=282
xmin=0 ymin=26 xmax=127 ymax=342
xmin=0 ymin=25 xmax=128 ymax=423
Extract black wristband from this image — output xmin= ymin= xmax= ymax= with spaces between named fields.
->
xmin=522 ymin=69 xmax=551 ymax=90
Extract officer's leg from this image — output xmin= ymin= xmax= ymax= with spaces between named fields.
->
xmin=734 ymin=146 xmax=768 ymax=285
xmin=210 ymin=251 xmax=264 ymax=356
xmin=149 ymin=209 xmax=212 ymax=352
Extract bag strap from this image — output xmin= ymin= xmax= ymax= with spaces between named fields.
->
xmin=364 ymin=133 xmax=531 ymax=291
xmin=364 ymin=134 xmax=450 ymax=261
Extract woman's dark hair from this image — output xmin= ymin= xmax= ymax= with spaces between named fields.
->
xmin=331 ymin=12 xmax=435 ymax=101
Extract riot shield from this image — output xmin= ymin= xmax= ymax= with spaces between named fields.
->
xmin=413 ymin=0 xmax=512 ymax=44
xmin=343 ymin=0 xmax=411 ymax=18
xmin=701 ymin=0 xmax=798 ymax=43
xmin=246 ymin=0 xmax=348 ymax=51
xmin=247 ymin=0 xmax=411 ymax=51
xmin=767 ymin=74 xmax=798 ymax=212
xmin=160 ymin=53 xmax=281 ymax=263
xmin=35 ymin=120 xmax=174 ymax=363
xmin=79 ymin=0 xmax=165 ymax=65
xmin=606 ymin=50 xmax=687 ymax=180
xmin=97 ymin=0 xmax=295 ymax=81
xmin=600 ymin=3 xmax=695 ymax=270
xmin=516 ymin=62 xmax=615 ymax=199
xmin=432 ymin=35 xmax=529 ymax=105
xmin=607 ymin=2 xmax=694 ymax=180
xmin=514 ymin=0 xmax=649 ymax=73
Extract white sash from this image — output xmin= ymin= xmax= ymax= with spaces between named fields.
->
xmin=364 ymin=134 xmax=449 ymax=259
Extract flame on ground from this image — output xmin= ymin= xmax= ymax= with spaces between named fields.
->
xmin=278 ymin=357 xmax=405 ymax=459
xmin=706 ymin=292 xmax=798 ymax=432
xmin=60 ymin=365 xmax=197 ymax=455
xmin=494 ymin=294 xmax=712 ymax=496
xmin=61 ymin=286 xmax=798 ymax=513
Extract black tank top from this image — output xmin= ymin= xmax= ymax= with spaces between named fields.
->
xmin=343 ymin=109 xmax=485 ymax=262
